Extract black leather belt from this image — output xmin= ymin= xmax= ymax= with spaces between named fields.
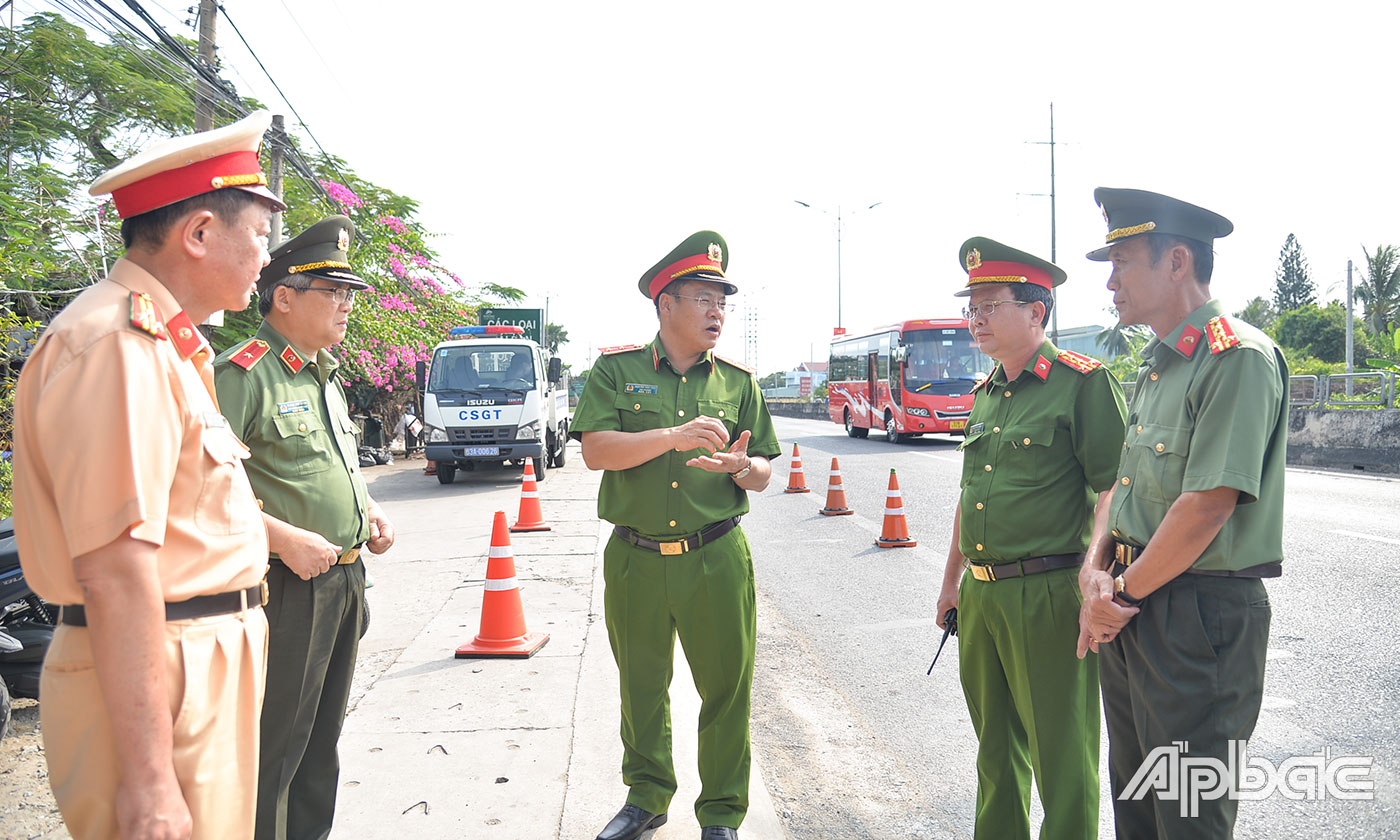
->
xmin=968 ymin=553 xmax=1081 ymax=583
xmin=1112 ymin=540 xmax=1281 ymax=579
xmin=59 ymin=583 xmax=268 ymax=627
xmin=614 ymin=516 xmax=741 ymax=556
xmin=270 ymin=543 xmax=365 ymax=568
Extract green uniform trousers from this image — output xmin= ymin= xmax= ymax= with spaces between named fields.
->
xmin=958 ymin=565 xmax=1100 ymax=840
xmin=1099 ymin=574 xmax=1271 ymax=840
xmin=255 ymin=560 xmax=365 ymax=840
xmin=603 ymin=525 xmax=756 ymax=830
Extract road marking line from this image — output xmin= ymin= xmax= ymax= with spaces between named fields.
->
xmin=1330 ymin=529 xmax=1400 ymax=546
xmin=916 ymin=452 xmax=962 ymax=464
xmin=857 ymin=617 xmax=942 ymax=632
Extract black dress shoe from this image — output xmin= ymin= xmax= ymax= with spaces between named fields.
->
xmin=596 ymin=803 xmax=667 ymax=840
xmin=700 ymin=828 xmax=738 ymax=840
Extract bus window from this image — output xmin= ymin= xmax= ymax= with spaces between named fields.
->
xmin=902 ymin=330 xmax=989 ymax=394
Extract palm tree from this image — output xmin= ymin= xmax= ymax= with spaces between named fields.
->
xmin=1356 ymin=245 xmax=1400 ymax=335
xmin=1095 ymin=308 xmax=1152 ymax=357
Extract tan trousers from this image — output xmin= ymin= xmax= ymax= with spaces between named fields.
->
xmin=40 ymin=606 xmax=269 ymax=840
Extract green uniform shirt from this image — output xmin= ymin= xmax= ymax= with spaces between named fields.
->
xmin=958 ymin=340 xmax=1128 ymax=563
xmin=1108 ymin=299 xmax=1289 ymax=571
xmin=569 ymin=335 xmax=782 ymax=538
xmin=213 ymin=322 xmax=370 ymax=552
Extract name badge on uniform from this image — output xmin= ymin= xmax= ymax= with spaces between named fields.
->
xmin=968 ymin=422 xmax=984 ymax=436
xmin=277 ymin=399 xmax=312 ymax=415
xmin=624 ymin=383 xmax=658 ymax=395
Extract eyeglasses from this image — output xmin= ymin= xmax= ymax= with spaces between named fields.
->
xmin=299 ymin=285 xmax=358 ymax=304
xmin=669 ymin=293 xmax=736 ymax=312
xmin=961 ymin=300 xmax=1028 ymax=320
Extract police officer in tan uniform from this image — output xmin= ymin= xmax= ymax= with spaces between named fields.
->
xmin=13 ymin=112 xmax=287 ymax=840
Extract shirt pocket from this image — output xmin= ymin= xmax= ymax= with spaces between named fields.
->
xmin=1000 ymin=423 xmax=1056 ymax=487
xmin=1129 ymin=422 xmax=1190 ymax=503
xmin=272 ymin=410 xmax=336 ymax=475
xmin=195 ymin=423 xmax=256 ymax=536
xmin=615 ymin=392 xmax=662 ymax=433
xmin=697 ymin=398 xmax=740 ymax=438
xmin=957 ymin=428 xmax=986 ymax=486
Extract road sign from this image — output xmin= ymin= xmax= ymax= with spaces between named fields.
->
xmin=478 ymin=308 xmax=543 ymax=344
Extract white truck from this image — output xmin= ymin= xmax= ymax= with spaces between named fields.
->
xmin=421 ymin=326 xmax=570 ymax=484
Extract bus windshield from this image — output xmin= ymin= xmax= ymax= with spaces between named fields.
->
xmin=902 ymin=328 xmax=989 ymax=394
xmin=429 ymin=346 xmax=536 ymax=393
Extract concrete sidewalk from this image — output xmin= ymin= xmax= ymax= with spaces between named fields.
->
xmin=333 ymin=448 xmax=786 ymax=839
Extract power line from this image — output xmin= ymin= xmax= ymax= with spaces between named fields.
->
xmin=272 ymin=0 xmax=349 ymax=97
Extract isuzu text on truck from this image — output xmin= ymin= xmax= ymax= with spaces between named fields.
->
xmin=421 ymin=325 xmax=569 ymax=484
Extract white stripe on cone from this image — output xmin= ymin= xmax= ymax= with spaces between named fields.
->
xmin=489 ymin=546 xmax=512 ymax=559
xmin=830 ymin=483 xmax=844 ymax=491
xmin=885 ymin=507 xmax=904 ymax=516
xmin=484 ymin=577 xmax=518 ymax=591
xmin=520 ymin=491 xmax=539 ymax=498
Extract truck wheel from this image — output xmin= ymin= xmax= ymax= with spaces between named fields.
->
xmin=532 ymin=450 xmax=548 ymax=482
xmin=0 ymin=678 xmax=9 ymax=742
xmin=436 ymin=464 xmax=457 ymax=484
xmin=551 ymin=429 xmax=567 ymax=468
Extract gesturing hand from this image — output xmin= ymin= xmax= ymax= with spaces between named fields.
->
xmin=671 ymin=415 xmax=730 ymax=455
xmin=686 ymin=429 xmax=751 ymax=474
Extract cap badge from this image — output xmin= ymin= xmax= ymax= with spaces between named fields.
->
xmin=965 ymin=248 xmax=982 ymax=271
xmin=708 ymin=242 xmax=722 ymax=264
xmin=1102 ymin=204 xmax=1111 ymax=226
xmin=338 ymin=228 xmax=350 ymax=252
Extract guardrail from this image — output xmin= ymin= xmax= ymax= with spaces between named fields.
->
xmin=1125 ymin=374 xmax=1398 ymax=409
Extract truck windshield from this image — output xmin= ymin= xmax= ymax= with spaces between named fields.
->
xmin=428 ymin=346 xmax=536 ymax=393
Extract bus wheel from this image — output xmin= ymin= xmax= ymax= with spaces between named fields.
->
xmin=845 ymin=409 xmax=868 ymax=439
xmin=885 ymin=413 xmax=904 ymax=444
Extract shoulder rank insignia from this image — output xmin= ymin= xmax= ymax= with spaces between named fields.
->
xmin=165 ymin=310 xmax=204 ymax=360
xmin=1205 ymin=315 xmax=1241 ymax=355
xmin=128 ymin=292 xmax=167 ymax=340
xmin=1056 ymin=349 xmax=1103 ymax=374
xmin=230 ymin=339 xmax=271 ymax=371
xmin=1031 ymin=354 xmax=1053 ymax=380
xmin=715 ymin=353 xmax=753 ymax=374
xmin=600 ymin=344 xmax=645 ymax=356
xmin=279 ymin=345 xmax=305 ymax=374
xmin=1175 ymin=323 xmax=1203 ymax=357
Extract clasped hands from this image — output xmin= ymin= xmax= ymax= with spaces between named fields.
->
xmin=672 ymin=415 xmax=751 ymax=474
xmin=1075 ymin=568 xmax=1139 ymax=658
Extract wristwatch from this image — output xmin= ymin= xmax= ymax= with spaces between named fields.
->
xmin=730 ymin=459 xmax=752 ymax=480
xmin=1113 ymin=574 xmax=1144 ymax=607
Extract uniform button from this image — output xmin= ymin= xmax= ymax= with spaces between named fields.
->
xmin=718 ymin=410 xmax=725 ymax=417
xmin=1112 ymin=529 xmax=1120 ymax=537
xmin=298 ymin=423 xmax=307 ymax=431
xmin=681 ymin=376 xmax=687 ymax=383
xmin=976 ymin=543 xmax=984 ymax=551
xmin=634 ymin=403 xmax=641 ymax=411
xmin=992 ymin=426 xmax=1000 ymax=433
xmin=1137 ymin=425 xmax=1143 ymax=434
xmin=669 ymin=519 xmax=677 ymax=527
xmin=984 ymin=464 xmax=992 ymax=472
xmin=1155 ymin=443 xmax=1165 ymax=452
xmin=1121 ymin=476 xmax=1131 ymax=485
xmin=671 ymin=481 xmax=678 ymax=488
xmin=1149 ymin=372 xmax=1159 ymax=381
xmin=975 ymin=502 xmax=984 ymax=510
xmin=677 ymin=410 xmax=685 ymax=417
xmin=1023 ymin=437 xmax=1031 ymax=445
xmin=1003 ymin=390 xmax=1012 ymax=398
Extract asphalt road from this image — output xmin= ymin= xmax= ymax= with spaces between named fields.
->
xmin=745 ymin=415 xmax=1400 ymax=839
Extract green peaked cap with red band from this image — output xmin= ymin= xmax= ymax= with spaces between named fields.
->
xmin=259 ymin=214 xmax=369 ymax=295
xmin=955 ymin=236 xmax=1066 ymax=298
xmin=638 ymin=230 xmax=735 ymax=300
xmin=1086 ymin=187 xmax=1233 ymax=261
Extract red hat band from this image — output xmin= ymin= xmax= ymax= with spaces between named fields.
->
xmin=966 ymin=259 xmax=1052 ymax=291
xmin=111 ymin=150 xmax=267 ymax=219
xmin=648 ymin=253 xmax=725 ymax=300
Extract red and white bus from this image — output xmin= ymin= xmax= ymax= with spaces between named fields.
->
xmin=827 ymin=318 xmax=991 ymax=441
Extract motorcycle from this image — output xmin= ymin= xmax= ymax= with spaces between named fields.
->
xmin=0 ymin=518 xmax=54 ymax=739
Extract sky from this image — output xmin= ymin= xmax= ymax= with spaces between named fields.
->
xmin=26 ymin=0 xmax=1400 ymax=373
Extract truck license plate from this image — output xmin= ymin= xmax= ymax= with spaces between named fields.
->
xmin=462 ymin=446 xmax=500 ymax=456
xmin=949 ymin=420 xmax=967 ymax=430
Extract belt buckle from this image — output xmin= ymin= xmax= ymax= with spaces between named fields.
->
xmin=1116 ymin=543 xmax=1134 ymax=566
xmin=659 ymin=540 xmax=685 ymax=556
xmin=340 ymin=546 xmax=360 ymax=565
xmin=970 ymin=564 xmax=995 ymax=582
xmin=259 ymin=579 xmax=270 ymax=607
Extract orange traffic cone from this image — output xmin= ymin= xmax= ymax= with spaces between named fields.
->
xmin=784 ymin=443 xmax=812 ymax=493
xmin=875 ymin=468 xmax=917 ymax=548
xmin=510 ymin=457 xmax=551 ymax=532
xmin=456 ymin=511 xmax=550 ymax=659
xmin=819 ymin=457 xmax=853 ymax=516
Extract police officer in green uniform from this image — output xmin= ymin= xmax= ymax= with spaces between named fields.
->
xmin=1076 ymin=189 xmax=1288 ymax=839
xmin=570 ymin=231 xmax=782 ymax=840
xmin=214 ymin=215 xmax=398 ymax=840
xmin=935 ymin=237 xmax=1127 ymax=839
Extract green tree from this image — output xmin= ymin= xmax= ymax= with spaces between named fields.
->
xmin=544 ymin=322 xmax=569 ymax=355
xmin=1095 ymin=307 xmax=1151 ymax=358
xmin=1235 ymin=296 xmax=1277 ymax=332
xmin=1275 ymin=302 xmax=1349 ymax=363
xmin=1356 ymin=245 xmax=1400 ymax=336
xmin=1272 ymin=234 xmax=1315 ymax=312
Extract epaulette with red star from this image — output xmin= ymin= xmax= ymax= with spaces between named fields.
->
xmin=127 ymin=292 xmax=167 ymax=340
xmin=228 ymin=339 xmax=271 ymax=371
xmin=600 ymin=344 xmax=645 ymax=356
xmin=715 ymin=353 xmax=753 ymax=374
xmin=1205 ymin=315 xmax=1241 ymax=355
xmin=1056 ymin=349 xmax=1104 ymax=374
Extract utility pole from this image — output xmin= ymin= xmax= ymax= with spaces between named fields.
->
xmin=1027 ymin=103 xmax=1059 ymax=341
xmin=195 ymin=0 xmax=218 ymax=132
xmin=269 ymin=114 xmax=285 ymax=247
xmin=1346 ymin=259 xmax=1354 ymax=374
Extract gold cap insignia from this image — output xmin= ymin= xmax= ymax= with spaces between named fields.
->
xmin=965 ymin=247 xmax=982 ymax=271
xmin=337 ymin=228 xmax=350 ymax=252
xmin=1102 ymin=205 xmax=1111 ymax=226
xmin=708 ymin=242 xmax=722 ymax=264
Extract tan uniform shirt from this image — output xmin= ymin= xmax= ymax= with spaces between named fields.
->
xmin=13 ymin=259 xmax=269 ymax=602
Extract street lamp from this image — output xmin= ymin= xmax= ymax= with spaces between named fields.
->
xmin=794 ymin=200 xmax=882 ymax=329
